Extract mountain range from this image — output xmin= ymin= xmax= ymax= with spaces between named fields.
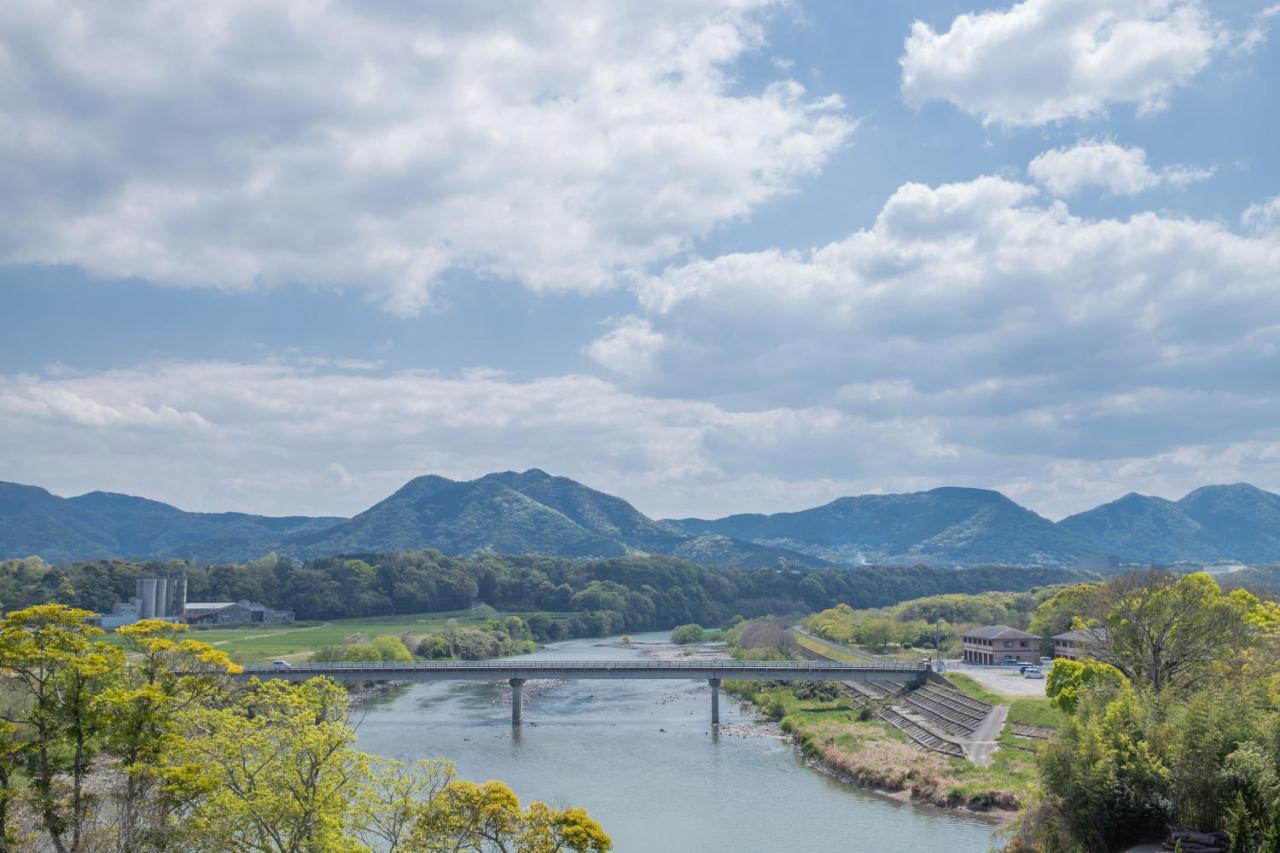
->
xmin=2 ymin=471 xmax=1279 ymax=568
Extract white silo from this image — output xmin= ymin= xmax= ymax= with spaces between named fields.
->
xmin=139 ymin=578 xmax=158 ymax=619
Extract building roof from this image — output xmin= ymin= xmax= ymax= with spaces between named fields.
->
xmin=1053 ymin=628 xmax=1105 ymax=642
xmin=183 ymin=602 xmax=236 ymax=611
xmin=962 ymin=625 xmax=1039 ymax=640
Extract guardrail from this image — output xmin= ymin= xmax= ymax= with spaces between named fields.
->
xmin=240 ymin=659 xmax=927 ymax=674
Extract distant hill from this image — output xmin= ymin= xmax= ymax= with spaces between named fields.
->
xmin=0 ymin=471 xmax=827 ymax=568
xmin=1060 ymin=483 xmax=1280 ymax=564
xmin=282 ymin=470 xmax=825 ymax=568
xmin=5 ymin=474 xmax=1280 ymax=568
xmin=668 ymin=486 xmax=1097 ymax=567
xmin=0 ymin=482 xmax=342 ymax=564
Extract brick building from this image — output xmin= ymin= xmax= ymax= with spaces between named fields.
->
xmin=961 ymin=625 xmax=1040 ymax=665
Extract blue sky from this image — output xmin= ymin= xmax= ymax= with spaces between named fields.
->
xmin=2 ymin=0 xmax=1279 ymax=521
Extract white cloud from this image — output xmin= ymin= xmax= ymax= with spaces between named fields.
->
xmin=586 ymin=317 xmax=667 ymax=380
xmin=595 ymin=176 xmax=1280 ymax=490
xmin=4 ymin=358 xmax=1280 ymax=522
xmin=0 ymin=1 xmax=852 ymax=314
xmin=0 ymin=359 xmax=970 ymax=519
xmin=1243 ymin=196 xmax=1280 ymax=233
xmin=901 ymin=0 xmax=1223 ymax=126
xmin=1027 ymin=139 xmax=1213 ymax=196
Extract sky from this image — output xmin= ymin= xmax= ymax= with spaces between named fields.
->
xmin=3 ymin=0 xmax=1280 ymax=522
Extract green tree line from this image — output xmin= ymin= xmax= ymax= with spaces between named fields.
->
xmin=0 ymin=552 xmax=1093 ymax=634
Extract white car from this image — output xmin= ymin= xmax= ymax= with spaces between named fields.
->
xmin=1023 ymin=666 xmax=1045 ymax=679
xmin=271 ymin=660 xmax=293 ymax=669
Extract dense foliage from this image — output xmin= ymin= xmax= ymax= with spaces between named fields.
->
xmin=0 ymin=552 xmax=1094 ymax=633
xmin=0 ymin=606 xmax=610 ymax=852
xmin=804 ymin=588 xmax=1062 ymax=654
xmin=1010 ymin=572 xmax=1280 ymax=852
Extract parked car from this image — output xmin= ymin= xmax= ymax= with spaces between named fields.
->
xmin=1001 ymin=657 xmax=1021 ymax=666
xmin=271 ymin=660 xmax=293 ymax=669
xmin=1040 ymin=657 xmax=1053 ymax=665
xmin=1023 ymin=667 xmax=1045 ymax=679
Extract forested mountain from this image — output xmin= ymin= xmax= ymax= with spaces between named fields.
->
xmin=0 ymin=472 xmax=827 ymax=568
xmin=1059 ymin=483 xmax=1280 ymax=563
xmin=668 ymin=487 xmax=1097 ymax=567
xmin=280 ymin=469 xmax=827 ymax=567
xmin=0 ymin=482 xmax=341 ymax=564
xmin=5 ymin=474 xmax=1280 ymax=567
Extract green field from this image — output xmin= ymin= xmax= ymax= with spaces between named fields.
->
xmin=104 ymin=606 xmax=565 ymax=662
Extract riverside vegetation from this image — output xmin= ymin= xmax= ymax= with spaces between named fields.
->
xmin=0 ymin=605 xmax=610 ymax=852
xmin=744 ymin=571 xmax=1280 ymax=851
xmin=728 ymin=619 xmax=1051 ymax=813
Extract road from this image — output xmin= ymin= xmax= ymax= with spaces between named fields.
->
xmin=947 ymin=662 xmax=1047 ymax=697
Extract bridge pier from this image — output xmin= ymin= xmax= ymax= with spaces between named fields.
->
xmin=709 ymin=678 xmax=721 ymax=727
xmin=510 ymin=678 xmax=525 ymax=725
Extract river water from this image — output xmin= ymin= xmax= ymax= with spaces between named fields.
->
xmin=355 ymin=632 xmax=999 ymax=852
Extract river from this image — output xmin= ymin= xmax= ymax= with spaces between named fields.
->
xmin=354 ymin=632 xmax=999 ymax=852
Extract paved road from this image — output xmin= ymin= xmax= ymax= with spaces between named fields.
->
xmin=964 ymin=705 xmax=1009 ymax=766
xmin=948 ymin=662 xmax=1047 ymax=697
xmin=238 ymin=659 xmax=930 ymax=683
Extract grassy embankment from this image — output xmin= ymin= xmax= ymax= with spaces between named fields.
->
xmin=731 ymin=629 xmax=1061 ymax=813
xmin=103 ymin=605 xmax=562 ymax=662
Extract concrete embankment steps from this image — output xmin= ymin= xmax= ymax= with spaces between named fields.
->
xmin=793 ymin=641 xmax=970 ymax=758
xmin=790 ymin=633 xmax=1020 ymax=766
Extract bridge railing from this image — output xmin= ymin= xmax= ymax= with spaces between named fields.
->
xmin=239 ymin=660 xmax=927 ymax=673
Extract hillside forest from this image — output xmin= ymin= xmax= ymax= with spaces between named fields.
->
xmin=0 ymin=551 xmax=1094 ymax=638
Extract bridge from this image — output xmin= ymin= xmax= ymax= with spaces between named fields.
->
xmin=237 ymin=660 xmax=930 ymax=726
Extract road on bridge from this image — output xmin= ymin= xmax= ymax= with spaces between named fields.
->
xmin=237 ymin=659 xmax=930 ymax=726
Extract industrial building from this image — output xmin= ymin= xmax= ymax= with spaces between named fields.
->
xmin=183 ymin=601 xmax=294 ymax=625
xmin=91 ymin=573 xmax=292 ymax=629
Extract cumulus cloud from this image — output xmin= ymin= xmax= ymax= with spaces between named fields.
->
xmin=900 ymin=0 xmax=1223 ymax=126
xmin=0 ymin=1 xmax=852 ymax=314
xmin=589 ymin=175 xmax=1280 ymax=490
xmin=586 ymin=317 xmax=666 ymax=380
xmin=1243 ymin=196 xmax=1280 ymax=234
xmin=1027 ymin=139 xmax=1213 ymax=196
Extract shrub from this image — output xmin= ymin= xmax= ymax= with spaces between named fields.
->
xmin=671 ymin=624 xmax=705 ymax=645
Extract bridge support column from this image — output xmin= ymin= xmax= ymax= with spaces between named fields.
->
xmin=510 ymin=678 xmax=525 ymax=726
xmin=709 ymin=678 xmax=721 ymax=728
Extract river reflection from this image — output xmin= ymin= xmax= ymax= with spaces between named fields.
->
xmin=354 ymin=632 xmax=998 ymax=853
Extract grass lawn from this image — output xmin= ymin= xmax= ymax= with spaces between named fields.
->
xmin=791 ymin=633 xmax=866 ymax=663
xmin=104 ymin=606 xmax=571 ymax=662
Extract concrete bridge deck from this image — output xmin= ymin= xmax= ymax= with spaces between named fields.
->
xmin=238 ymin=659 xmax=929 ymax=726
xmin=239 ymin=659 xmax=926 ymax=683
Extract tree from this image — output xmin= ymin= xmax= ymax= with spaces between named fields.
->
xmin=165 ymin=677 xmax=369 ymax=852
xmin=372 ymin=636 xmax=414 ymax=662
xmin=1089 ymin=571 xmax=1256 ymax=692
xmin=0 ymin=605 xmax=125 ymax=853
xmin=96 ymin=619 xmax=241 ymax=848
xmin=1045 ymin=658 xmax=1126 ymax=714
xmin=405 ymin=774 xmax=611 ymax=852
xmin=670 ymin=624 xmax=704 ymax=645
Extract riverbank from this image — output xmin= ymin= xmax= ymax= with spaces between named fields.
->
xmin=735 ymin=683 xmax=1026 ymax=820
xmin=640 ymin=637 xmax=1025 ymax=822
